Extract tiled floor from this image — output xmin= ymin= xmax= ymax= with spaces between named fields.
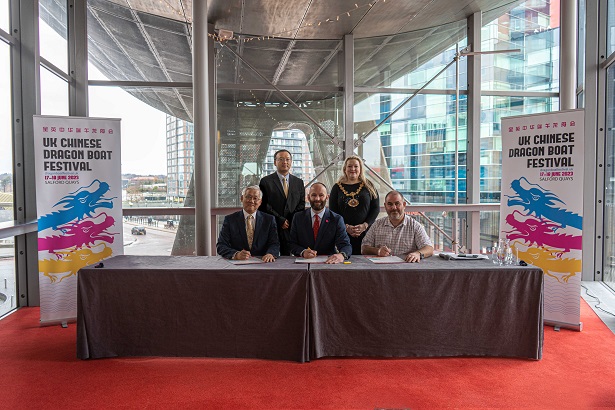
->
xmin=582 ymin=281 xmax=615 ymax=334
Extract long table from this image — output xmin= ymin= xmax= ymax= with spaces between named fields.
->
xmin=77 ymin=256 xmax=309 ymax=361
xmin=309 ymin=257 xmax=543 ymax=360
xmin=77 ymin=255 xmax=543 ymax=361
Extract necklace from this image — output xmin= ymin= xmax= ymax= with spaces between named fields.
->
xmin=337 ymin=181 xmax=364 ymax=207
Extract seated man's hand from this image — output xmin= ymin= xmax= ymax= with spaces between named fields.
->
xmin=235 ymin=250 xmax=251 ymax=260
xmin=405 ymin=251 xmax=421 ymax=263
xmin=262 ymin=254 xmax=275 ymax=263
xmin=377 ymin=246 xmax=391 ymax=257
xmin=281 ymin=220 xmax=289 ymax=229
xmin=325 ymin=253 xmax=344 ymax=264
xmin=303 ymin=249 xmax=318 ymax=259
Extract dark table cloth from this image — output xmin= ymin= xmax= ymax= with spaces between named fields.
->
xmin=77 ymin=255 xmax=543 ymax=362
xmin=77 ymin=256 xmax=309 ymax=361
xmin=309 ymin=256 xmax=543 ymax=360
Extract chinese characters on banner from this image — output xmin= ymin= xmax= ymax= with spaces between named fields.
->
xmin=500 ymin=109 xmax=584 ymax=329
xmin=33 ymin=115 xmax=123 ymax=324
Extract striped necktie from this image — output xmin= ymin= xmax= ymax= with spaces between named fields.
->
xmin=246 ymin=215 xmax=254 ymax=248
xmin=283 ymin=177 xmax=289 ymax=197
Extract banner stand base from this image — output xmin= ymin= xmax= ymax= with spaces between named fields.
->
xmin=39 ymin=317 xmax=76 ymax=328
xmin=545 ymin=319 xmax=583 ymax=332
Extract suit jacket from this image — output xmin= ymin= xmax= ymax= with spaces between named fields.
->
xmin=216 ymin=210 xmax=280 ymax=259
xmin=289 ymin=208 xmax=352 ymax=259
xmin=259 ymin=172 xmax=306 ymax=254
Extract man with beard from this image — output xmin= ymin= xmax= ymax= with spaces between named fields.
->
xmin=289 ymin=182 xmax=352 ymax=264
xmin=361 ymin=190 xmax=434 ymax=262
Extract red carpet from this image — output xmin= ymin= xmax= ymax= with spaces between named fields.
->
xmin=1 ymin=299 xmax=615 ymax=409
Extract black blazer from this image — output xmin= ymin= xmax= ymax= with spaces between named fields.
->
xmin=216 ymin=210 xmax=280 ymax=259
xmin=288 ymin=208 xmax=352 ymax=259
xmin=259 ymin=172 xmax=305 ymax=253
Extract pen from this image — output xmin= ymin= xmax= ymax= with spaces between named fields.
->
xmin=343 ymin=261 xmax=351 ymax=264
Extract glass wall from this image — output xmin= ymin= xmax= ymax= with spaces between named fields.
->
xmin=0 ymin=0 xmax=8 ymax=32
xmin=604 ymin=64 xmax=615 ymax=285
xmin=0 ymin=236 xmax=15 ymax=317
xmin=39 ymin=0 xmax=69 ymax=116
xmin=0 ymin=5 xmax=15 ymax=317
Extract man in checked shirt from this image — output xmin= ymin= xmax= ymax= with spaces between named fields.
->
xmin=361 ymin=190 xmax=434 ymax=263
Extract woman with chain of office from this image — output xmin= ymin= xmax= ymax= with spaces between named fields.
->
xmin=329 ymin=155 xmax=380 ymax=255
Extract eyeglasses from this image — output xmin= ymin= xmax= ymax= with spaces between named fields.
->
xmin=244 ymin=195 xmax=261 ymax=201
xmin=276 ymin=157 xmax=292 ymax=162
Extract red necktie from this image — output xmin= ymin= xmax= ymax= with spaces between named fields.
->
xmin=313 ymin=214 xmax=320 ymax=241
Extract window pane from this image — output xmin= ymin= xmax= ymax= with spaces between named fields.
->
xmin=480 ymin=95 xmax=559 ymax=202
xmin=40 ymin=66 xmax=68 ymax=115
xmin=609 ymin=0 xmax=615 ymax=55
xmin=87 ymin=2 xmax=192 ymax=83
xmin=482 ymin=1 xmax=559 ymax=92
xmin=123 ymin=216 xmax=181 ymax=256
xmin=39 ymin=0 xmax=68 ymax=73
xmin=0 ymin=41 xmax=13 ymax=202
xmin=355 ymin=21 xmax=467 ymax=90
xmin=216 ymin=90 xmax=343 ymax=208
xmin=90 ymin=85 xmax=194 ymax=255
xmin=88 ymin=85 xmax=170 ymax=175
xmin=0 ymin=0 xmax=8 ymax=33
xmin=356 ymin=92 xmax=468 ymax=204
xmin=0 ymin=236 xmax=16 ymax=317
xmin=217 ymin=38 xmax=340 ymax=87
xmin=604 ymin=64 xmax=615 ymax=285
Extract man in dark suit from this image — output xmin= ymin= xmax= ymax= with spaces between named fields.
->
xmin=259 ymin=149 xmax=306 ymax=255
xmin=289 ymin=182 xmax=352 ymax=264
xmin=217 ymin=185 xmax=280 ymax=262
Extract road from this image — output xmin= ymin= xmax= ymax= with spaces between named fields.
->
xmin=123 ymin=222 xmax=177 ymax=256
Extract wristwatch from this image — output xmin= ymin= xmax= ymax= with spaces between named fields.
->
xmin=340 ymin=251 xmax=349 ymax=260
xmin=419 ymin=251 xmax=424 ymax=260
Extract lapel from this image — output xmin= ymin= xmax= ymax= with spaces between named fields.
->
xmin=252 ymin=211 xmax=264 ymax=249
xmin=314 ymin=208 xmax=330 ymax=246
xmin=273 ymin=173 xmax=286 ymax=198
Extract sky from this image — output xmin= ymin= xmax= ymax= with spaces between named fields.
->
xmin=0 ymin=10 xmax=168 ymax=176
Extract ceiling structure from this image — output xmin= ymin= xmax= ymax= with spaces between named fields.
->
xmin=44 ymin=0 xmax=523 ymax=122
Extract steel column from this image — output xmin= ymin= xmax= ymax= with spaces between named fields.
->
xmin=344 ymin=34 xmax=354 ymax=157
xmin=466 ymin=12 xmax=482 ymax=253
xmin=193 ymin=0 xmax=213 ymax=255
xmin=560 ymin=0 xmax=578 ymax=110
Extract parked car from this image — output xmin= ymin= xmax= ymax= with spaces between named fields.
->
xmin=131 ymin=226 xmax=146 ymax=235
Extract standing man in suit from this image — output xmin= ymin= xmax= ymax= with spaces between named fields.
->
xmin=289 ymin=182 xmax=352 ymax=264
xmin=217 ymin=185 xmax=280 ymax=262
xmin=259 ymin=149 xmax=306 ymax=255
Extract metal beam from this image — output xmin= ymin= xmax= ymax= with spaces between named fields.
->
xmin=560 ymin=0 xmax=578 ymax=110
xmin=193 ymin=0 xmax=213 ymax=255
xmin=68 ymin=0 xmax=88 ymax=117
xmin=466 ymin=12 xmax=481 ymax=253
xmin=343 ymin=34 xmax=354 ymax=156
xmin=583 ymin=0 xmax=601 ymax=281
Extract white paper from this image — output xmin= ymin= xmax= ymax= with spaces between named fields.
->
xmin=365 ymin=255 xmax=406 ymax=264
xmin=228 ymin=257 xmax=265 ymax=265
xmin=438 ymin=252 xmax=488 ymax=260
xmin=295 ymin=255 xmax=330 ymax=264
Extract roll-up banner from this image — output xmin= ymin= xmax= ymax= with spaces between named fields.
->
xmin=33 ymin=115 xmax=123 ymax=324
xmin=500 ymin=109 xmax=584 ymax=330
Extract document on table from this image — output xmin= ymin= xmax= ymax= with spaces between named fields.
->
xmin=228 ymin=257 xmax=265 ymax=265
xmin=365 ymin=255 xmax=406 ymax=264
xmin=295 ymin=256 xmax=330 ymax=264
xmin=438 ymin=252 xmax=489 ymax=260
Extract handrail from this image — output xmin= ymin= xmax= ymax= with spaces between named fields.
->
xmin=0 ymin=220 xmax=38 ymax=240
